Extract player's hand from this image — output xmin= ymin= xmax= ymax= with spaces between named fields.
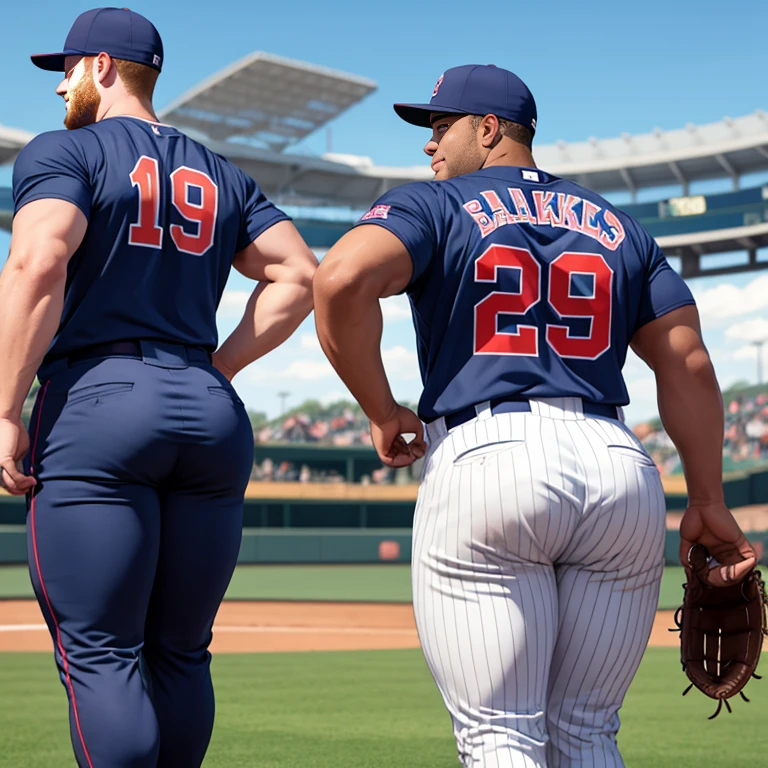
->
xmin=0 ymin=417 xmax=36 ymax=496
xmin=369 ymin=405 xmax=427 ymax=468
xmin=679 ymin=502 xmax=757 ymax=587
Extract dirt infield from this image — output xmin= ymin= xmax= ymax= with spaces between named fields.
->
xmin=0 ymin=600 xmax=679 ymax=652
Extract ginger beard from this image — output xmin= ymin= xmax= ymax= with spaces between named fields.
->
xmin=64 ymin=67 xmax=101 ymax=130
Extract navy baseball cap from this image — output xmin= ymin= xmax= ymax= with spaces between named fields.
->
xmin=31 ymin=7 xmax=163 ymax=73
xmin=394 ymin=64 xmax=537 ymax=134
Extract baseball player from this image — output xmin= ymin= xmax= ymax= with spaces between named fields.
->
xmin=0 ymin=8 xmax=316 ymax=767
xmin=314 ymin=64 xmax=756 ymax=766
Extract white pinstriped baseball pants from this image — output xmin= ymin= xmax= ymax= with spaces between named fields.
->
xmin=414 ymin=398 xmax=666 ymax=768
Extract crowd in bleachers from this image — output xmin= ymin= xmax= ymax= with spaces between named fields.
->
xmin=248 ymin=458 xmax=411 ymax=485
xmin=636 ymin=383 xmax=768 ymax=475
xmin=254 ymin=404 xmax=372 ymax=447
xmin=250 ymin=399 xmax=422 ymax=484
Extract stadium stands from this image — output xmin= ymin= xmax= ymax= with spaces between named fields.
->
xmin=638 ymin=381 xmax=768 ymax=476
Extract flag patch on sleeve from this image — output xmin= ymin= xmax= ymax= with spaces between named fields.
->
xmin=361 ymin=204 xmax=391 ymax=221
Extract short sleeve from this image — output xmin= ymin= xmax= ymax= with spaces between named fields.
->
xmin=237 ymin=174 xmax=291 ymax=252
xmin=635 ymin=236 xmax=695 ymax=331
xmin=353 ymin=182 xmax=440 ymax=288
xmin=13 ymin=131 xmax=92 ymax=219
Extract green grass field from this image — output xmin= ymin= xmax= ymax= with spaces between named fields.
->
xmin=1 ymin=648 xmax=765 ymax=767
xmin=0 ymin=564 xmax=689 ymax=609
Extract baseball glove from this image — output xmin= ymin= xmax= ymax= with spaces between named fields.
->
xmin=673 ymin=544 xmax=768 ymax=718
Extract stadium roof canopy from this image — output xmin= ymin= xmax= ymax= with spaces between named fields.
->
xmin=658 ymin=221 xmax=768 ymax=278
xmin=536 ymin=111 xmax=768 ymax=199
xmin=158 ymin=109 xmax=768 ymax=208
xmin=211 ymin=109 xmax=768 ymax=207
xmin=0 ymin=124 xmax=35 ymax=166
xmin=1 ymin=48 xmax=767 ymax=208
xmin=158 ymin=52 xmax=377 ymax=153
xmin=1 ymin=53 xmax=767 ymax=235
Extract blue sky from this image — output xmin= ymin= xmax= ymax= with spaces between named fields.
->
xmin=1 ymin=0 xmax=767 ymax=425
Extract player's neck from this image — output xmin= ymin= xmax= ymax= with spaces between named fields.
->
xmin=483 ymin=143 xmax=537 ymax=171
xmin=97 ymin=98 xmax=160 ymax=124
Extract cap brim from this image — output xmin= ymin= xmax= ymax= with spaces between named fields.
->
xmin=31 ymin=50 xmax=89 ymax=72
xmin=393 ymin=103 xmax=469 ymax=127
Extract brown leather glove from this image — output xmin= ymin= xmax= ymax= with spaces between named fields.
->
xmin=674 ymin=544 xmax=768 ymax=718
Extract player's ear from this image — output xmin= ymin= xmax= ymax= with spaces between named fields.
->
xmin=479 ymin=115 xmax=501 ymax=148
xmin=93 ymin=53 xmax=116 ymax=86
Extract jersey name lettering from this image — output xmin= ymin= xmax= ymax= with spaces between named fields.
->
xmin=462 ymin=187 xmax=626 ymax=251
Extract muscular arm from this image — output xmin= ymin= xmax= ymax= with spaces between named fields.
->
xmin=313 ymin=226 xmax=412 ymax=424
xmin=0 ymin=199 xmax=87 ymax=418
xmin=631 ymin=305 xmax=723 ymax=504
xmin=0 ymin=199 xmax=86 ymax=494
xmin=313 ymin=225 xmax=425 ymax=466
xmin=212 ymin=220 xmax=318 ymax=379
xmin=632 ymin=304 xmax=755 ymax=584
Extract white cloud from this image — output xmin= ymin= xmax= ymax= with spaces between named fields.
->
xmin=382 ymin=345 xmax=420 ymax=380
xmin=300 ymin=333 xmax=322 ymax=351
xmin=622 ymin=349 xmax=649 ymax=379
xmin=693 ymin=275 xmax=768 ymax=326
xmin=625 ymin=375 xmax=657 ymax=402
xmin=248 ymin=358 xmax=336 ymax=382
xmin=724 ymin=318 xmax=768 ymax=342
xmin=217 ymin=290 xmax=250 ymax=318
xmin=733 ymin=345 xmax=759 ymax=361
xmin=380 ymin=295 xmax=412 ymax=321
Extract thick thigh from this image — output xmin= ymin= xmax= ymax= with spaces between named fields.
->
xmin=141 ymin=393 xmax=252 ymax=767
xmin=413 ymin=420 xmax=561 ymax=768
xmin=546 ymin=419 xmax=666 ymax=768
xmin=145 ymin=370 xmax=253 ymax=645
xmin=28 ymin=480 xmax=161 ymax=643
xmin=546 ymin=565 xmax=661 ymax=768
xmin=145 ymin=487 xmax=245 ymax=649
xmin=27 ymin=479 xmax=162 ymax=768
xmin=27 ymin=373 xmax=165 ymax=642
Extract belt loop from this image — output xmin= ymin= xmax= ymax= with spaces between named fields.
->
xmin=568 ymin=397 xmax=585 ymax=421
xmin=475 ymin=400 xmax=492 ymax=421
xmin=139 ymin=340 xmax=189 ymax=369
xmin=530 ymin=398 xmax=582 ymax=420
xmin=426 ymin=416 xmax=448 ymax=443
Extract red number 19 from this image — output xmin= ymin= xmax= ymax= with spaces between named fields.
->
xmin=128 ymin=156 xmax=218 ymax=256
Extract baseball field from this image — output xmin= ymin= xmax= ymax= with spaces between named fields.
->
xmin=1 ymin=564 xmax=765 ymax=766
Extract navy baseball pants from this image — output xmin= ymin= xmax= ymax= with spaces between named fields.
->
xmin=25 ymin=341 xmax=254 ymax=767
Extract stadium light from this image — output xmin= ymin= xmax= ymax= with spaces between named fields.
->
xmin=751 ymin=340 xmax=768 ymax=384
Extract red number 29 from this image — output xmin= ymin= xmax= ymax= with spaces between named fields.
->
xmin=474 ymin=245 xmax=613 ymax=361
xmin=128 ymin=156 xmax=218 ymax=256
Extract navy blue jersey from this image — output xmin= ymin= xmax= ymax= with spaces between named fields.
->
xmin=13 ymin=116 xmax=288 ymax=363
xmin=356 ymin=166 xmax=694 ymax=422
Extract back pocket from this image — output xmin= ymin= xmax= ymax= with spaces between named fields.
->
xmin=67 ymin=382 xmax=134 ymax=405
xmin=453 ymin=440 xmax=526 ymax=466
xmin=606 ymin=443 xmax=657 ymax=468
xmin=208 ymin=385 xmax=244 ymax=406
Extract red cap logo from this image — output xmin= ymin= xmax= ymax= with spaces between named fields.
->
xmin=432 ymin=74 xmax=444 ymax=98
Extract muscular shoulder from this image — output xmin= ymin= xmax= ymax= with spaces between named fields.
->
xmin=362 ymin=181 xmax=444 ymax=224
xmin=376 ymin=180 xmax=441 ymax=205
xmin=12 ymin=129 xmax=100 ymax=217
xmin=14 ymin=129 xmax=98 ymax=179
